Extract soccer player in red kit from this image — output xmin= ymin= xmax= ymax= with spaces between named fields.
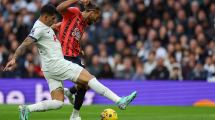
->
xmin=55 ymin=0 xmax=101 ymax=120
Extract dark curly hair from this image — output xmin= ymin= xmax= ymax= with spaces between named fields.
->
xmin=84 ymin=1 xmax=100 ymax=12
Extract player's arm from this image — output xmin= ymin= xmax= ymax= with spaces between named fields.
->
xmin=51 ymin=22 xmax=62 ymax=32
xmin=56 ymin=0 xmax=90 ymax=14
xmin=3 ymin=37 xmax=34 ymax=71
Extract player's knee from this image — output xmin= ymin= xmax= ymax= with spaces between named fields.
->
xmin=88 ymin=70 xmax=95 ymax=78
xmin=86 ymin=74 xmax=95 ymax=81
xmin=88 ymin=74 xmax=95 ymax=82
xmin=53 ymin=100 xmax=64 ymax=109
xmin=77 ymin=69 xmax=95 ymax=85
xmin=83 ymin=75 xmax=95 ymax=85
xmin=51 ymin=87 xmax=65 ymax=101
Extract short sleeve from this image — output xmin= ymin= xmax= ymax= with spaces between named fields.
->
xmin=28 ymin=27 xmax=42 ymax=42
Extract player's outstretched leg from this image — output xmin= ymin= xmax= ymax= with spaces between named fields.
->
xmin=76 ymin=69 xmax=137 ymax=110
xmin=18 ymin=88 xmax=64 ymax=120
xmin=18 ymin=100 xmax=64 ymax=120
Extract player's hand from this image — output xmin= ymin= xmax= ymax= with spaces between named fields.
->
xmin=3 ymin=58 xmax=16 ymax=71
xmin=79 ymin=0 xmax=90 ymax=6
xmin=51 ymin=22 xmax=62 ymax=31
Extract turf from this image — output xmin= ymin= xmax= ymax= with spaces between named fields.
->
xmin=0 ymin=105 xmax=215 ymax=120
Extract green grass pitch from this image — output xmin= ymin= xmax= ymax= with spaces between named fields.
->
xmin=0 ymin=105 xmax=215 ymax=120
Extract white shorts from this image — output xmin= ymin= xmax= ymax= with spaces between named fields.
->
xmin=43 ymin=60 xmax=83 ymax=92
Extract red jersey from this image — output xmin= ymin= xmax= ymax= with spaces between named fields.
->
xmin=58 ymin=7 xmax=87 ymax=57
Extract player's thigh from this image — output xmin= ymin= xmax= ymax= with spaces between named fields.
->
xmin=44 ymin=72 xmax=64 ymax=101
xmin=65 ymin=57 xmax=88 ymax=89
xmin=62 ymin=62 xmax=88 ymax=84
xmin=62 ymin=64 xmax=94 ymax=85
xmin=51 ymin=61 xmax=93 ymax=86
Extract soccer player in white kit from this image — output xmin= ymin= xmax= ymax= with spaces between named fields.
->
xmin=4 ymin=4 xmax=137 ymax=120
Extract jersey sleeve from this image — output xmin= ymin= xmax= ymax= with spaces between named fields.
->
xmin=28 ymin=27 xmax=42 ymax=42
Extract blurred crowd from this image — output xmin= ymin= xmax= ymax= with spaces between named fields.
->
xmin=0 ymin=0 xmax=215 ymax=81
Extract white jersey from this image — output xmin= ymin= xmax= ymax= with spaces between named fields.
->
xmin=29 ymin=20 xmax=69 ymax=72
xmin=28 ymin=20 xmax=84 ymax=91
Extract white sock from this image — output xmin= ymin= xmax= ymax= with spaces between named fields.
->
xmin=28 ymin=100 xmax=64 ymax=112
xmin=88 ymin=78 xmax=121 ymax=103
xmin=70 ymin=109 xmax=80 ymax=119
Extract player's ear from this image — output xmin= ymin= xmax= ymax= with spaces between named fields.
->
xmin=44 ymin=15 xmax=49 ymax=21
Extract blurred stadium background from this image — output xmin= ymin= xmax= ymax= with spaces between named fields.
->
xmin=0 ymin=0 xmax=215 ymax=120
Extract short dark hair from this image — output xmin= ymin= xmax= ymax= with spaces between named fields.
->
xmin=40 ymin=4 xmax=57 ymax=16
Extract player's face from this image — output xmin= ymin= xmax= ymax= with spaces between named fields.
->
xmin=87 ymin=11 xmax=100 ymax=24
xmin=92 ymin=11 xmax=100 ymax=22
xmin=45 ymin=15 xmax=56 ymax=26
